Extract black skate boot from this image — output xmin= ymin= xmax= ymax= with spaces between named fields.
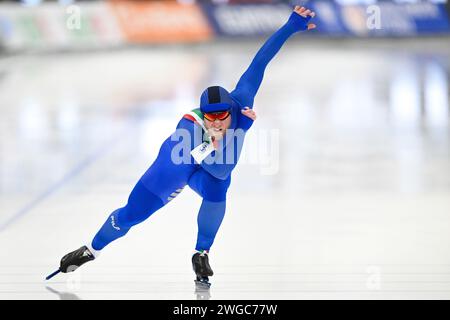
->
xmin=192 ymin=251 xmax=213 ymax=289
xmin=60 ymin=246 xmax=95 ymax=273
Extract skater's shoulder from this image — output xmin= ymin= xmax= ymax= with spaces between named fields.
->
xmin=185 ymin=108 xmax=203 ymax=120
xmin=182 ymin=108 xmax=205 ymax=127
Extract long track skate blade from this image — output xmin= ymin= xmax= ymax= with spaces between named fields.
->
xmin=195 ymin=279 xmax=211 ymax=290
xmin=45 ymin=269 xmax=61 ymax=281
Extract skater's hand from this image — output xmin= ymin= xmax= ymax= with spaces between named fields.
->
xmin=288 ymin=6 xmax=316 ymax=32
xmin=207 ymin=129 xmax=223 ymax=150
xmin=212 ymin=139 xmax=219 ymax=150
xmin=239 ymin=107 xmax=256 ymax=131
xmin=241 ymin=107 xmax=256 ymax=121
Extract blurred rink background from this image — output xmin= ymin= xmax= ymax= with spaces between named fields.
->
xmin=0 ymin=0 xmax=449 ymax=300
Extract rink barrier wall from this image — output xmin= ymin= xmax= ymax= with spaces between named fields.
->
xmin=0 ymin=0 xmax=449 ymax=51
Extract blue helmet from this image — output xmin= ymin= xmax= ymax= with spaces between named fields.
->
xmin=200 ymin=86 xmax=232 ymax=113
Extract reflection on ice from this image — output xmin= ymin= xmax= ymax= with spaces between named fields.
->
xmin=45 ymin=286 xmax=81 ymax=300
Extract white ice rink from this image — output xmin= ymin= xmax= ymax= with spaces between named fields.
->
xmin=0 ymin=38 xmax=449 ymax=299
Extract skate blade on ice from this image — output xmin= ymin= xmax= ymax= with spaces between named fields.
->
xmin=45 ymin=269 xmax=61 ymax=280
xmin=195 ymin=277 xmax=211 ymax=290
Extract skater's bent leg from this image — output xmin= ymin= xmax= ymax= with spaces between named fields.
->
xmin=90 ymin=208 xmax=129 ymax=252
xmin=91 ymin=180 xmax=164 ymax=251
xmin=196 ymin=200 xmax=226 ymax=251
xmin=189 ymin=169 xmax=231 ymax=251
xmin=117 ymin=180 xmax=165 ymax=227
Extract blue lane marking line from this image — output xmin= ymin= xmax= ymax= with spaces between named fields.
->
xmin=0 ymin=141 xmax=113 ymax=232
xmin=0 ymin=121 xmax=138 ymax=233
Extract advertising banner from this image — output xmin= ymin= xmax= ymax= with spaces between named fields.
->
xmin=201 ymin=3 xmax=294 ymax=37
xmin=1 ymin=1 xmax=449 ymax=51
xmin=0 ymin=2 xmax=124 ymax=50
xmin=108 ymin=0 xmax=213 ymax=43
xmin=340 ymin=2 xmax=450 ymax=36
xmin=201 ymin=1 xmax=450 ymax=38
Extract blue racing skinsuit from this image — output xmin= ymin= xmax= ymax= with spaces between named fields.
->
xmin=91 ymin=12 xmax=311 ymax=252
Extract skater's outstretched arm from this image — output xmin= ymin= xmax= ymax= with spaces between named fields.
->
xmin=230 ymin=6 xmax=316 ymax=108
xmin=201 ymin=6 xmax=317 ymax=180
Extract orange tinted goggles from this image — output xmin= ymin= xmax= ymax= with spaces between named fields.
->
xmin=203 ymin=111 xmax=231 ymax=122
